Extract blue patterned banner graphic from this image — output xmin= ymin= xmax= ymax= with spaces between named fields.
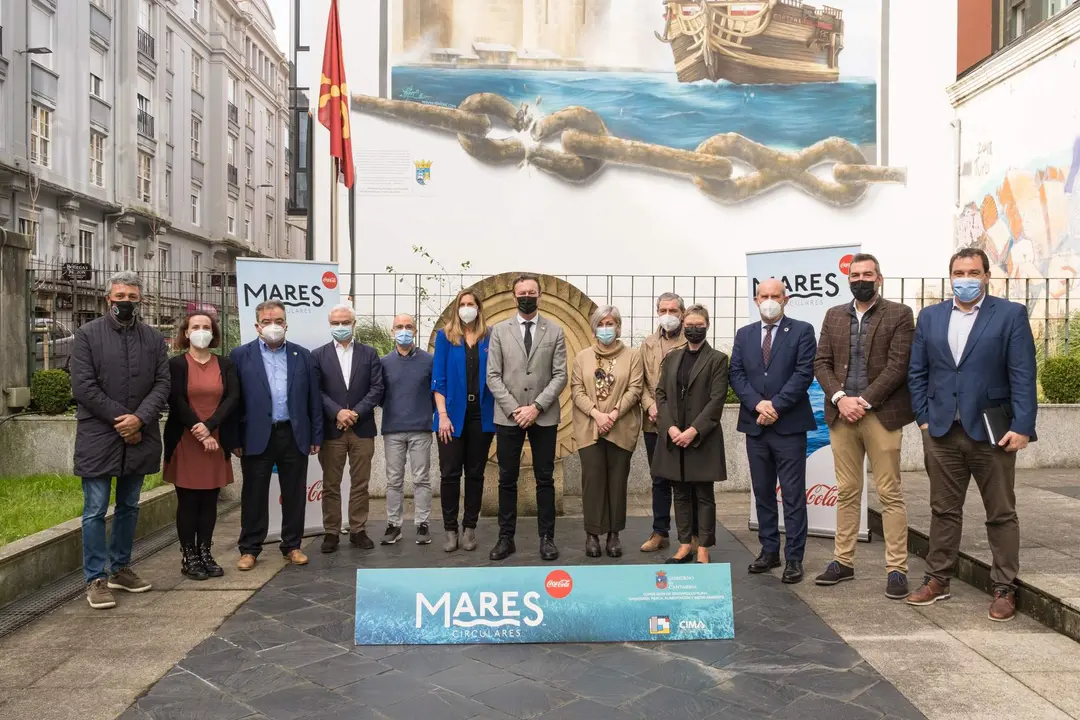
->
xmin=354 ymin=564 xmax=735 ymax=645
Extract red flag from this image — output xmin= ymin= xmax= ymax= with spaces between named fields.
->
xmin=318 ymin=0 xmax=354 ymax=188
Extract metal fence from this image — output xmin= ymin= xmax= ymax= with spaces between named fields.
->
xmin=25 ymin=267 xmax=1080 ymax=376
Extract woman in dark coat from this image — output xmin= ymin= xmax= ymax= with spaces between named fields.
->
xmin=163 ymin=312 xmax=240 ymax=580
xmin=651 ymin=303 xmax=729 ymax=564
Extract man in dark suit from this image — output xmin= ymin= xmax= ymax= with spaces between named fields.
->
xmin=312 ymin=304 xmax=384 ymax=553
xmin=907 ymin=248 xmax=1036 ymax=622
xmin=729 ymin=278 xmax=817 ymax=583
xmin=813 ymin=254 xmax=915 ymax=599
xmin=230 ymin=299 xmax=323 ymax=570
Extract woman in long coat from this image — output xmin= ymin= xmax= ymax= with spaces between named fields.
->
xmin=651 ymin=303 xmax=729 ymax=564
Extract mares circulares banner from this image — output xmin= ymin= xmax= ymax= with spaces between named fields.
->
xmin=745 ymin=245 xmax=870 ymax=541
xmin=355 ymin=565 xmax=735 ymax=645
xmin=235 ymin=258 xmax=341 ymax=541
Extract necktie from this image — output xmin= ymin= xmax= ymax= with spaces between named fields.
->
xmin=762 ymin=324 xmax=774 ymax=365
xmin=524 ymin=321 xmax=534 ymax=356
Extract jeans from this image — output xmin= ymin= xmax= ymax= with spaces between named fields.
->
xmin=384 ymin=431 xmax=434 ymax=527
xmin=82 ymin=475 xmax=145 ymax=584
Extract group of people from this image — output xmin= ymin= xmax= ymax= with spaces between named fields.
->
xmin=73 ymin=251 xmax=1035 ymax=623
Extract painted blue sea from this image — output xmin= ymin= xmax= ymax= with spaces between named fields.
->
xmin=808 ymin=380 xmax=829 ymax=457
xmin=391 ymin=67 xmax=877 ymax=152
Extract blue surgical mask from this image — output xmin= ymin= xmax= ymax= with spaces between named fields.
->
xmin=952 ymin=278 xmax=984 ymax=303
xmin=596 ymin=327 xmax=617 ymax=345
xmin=395 ymin=329 xmax=414 ymax=347
xmin=331 ymin=326 xmax=353 ymax=342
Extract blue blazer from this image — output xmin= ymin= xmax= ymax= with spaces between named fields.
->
xmin=729 ymin=315 xmax=818 ymax=437
xmin=909 ymin=295 xmax=1037 ymax=442
xmin=431 ymin=329 xmax=496 ymax=435
xmin=229 ymin=339 xmax=324 ymax=456
xmin=311 ymin=340 xmax=384 ymax=440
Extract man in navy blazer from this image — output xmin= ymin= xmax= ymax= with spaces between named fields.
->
xmin=906 ymin=248 xmax=1036 ymax=622
xmin=230 ymin=300 xmax=323 ymax=570
xmin=312 ymin=304 xmax=384 ymax=553
xmin=729 ymin=279 xmax=817 ymax=584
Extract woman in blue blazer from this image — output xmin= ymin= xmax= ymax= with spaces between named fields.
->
xmin=433 ymin=288 xmax=496 ymax=553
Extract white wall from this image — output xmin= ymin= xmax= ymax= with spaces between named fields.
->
xmin=300 ymin=1 xmax=958 ymax=322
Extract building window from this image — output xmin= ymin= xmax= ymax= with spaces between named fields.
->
xmin=165 ymin=168 xmax=172 ymax=214
xmin=244 ymin=207 xmax=252 ymax=239
xmin=18 ymin=217 xmax=39 ymax=256
xmin=30 ymin=106 xmax=51 ymax=168
xmin=191 ymin=250 xmax=202 ymax=283
xmin=192 ymin=54 xmax=202 ymax=92
xmin=266 ymin=160 xmax=273 ymax=184
xmin=227 ymin=135 xmax=237 ymax=167
xmin=30 ymin=5 xmax=55 ymax=69
xmin=266 ymin=213 xmax=273 ymax=247
xmin=138 ymin=152 xmax=153 ymax=203
xmin=190 ymin=117 xmax=201 ymax=159
xmin=228 ymin=74 xmax=237 ymax=105
xmin=159 ymin=245 xmax=171 ymax=274
xmin=227 ymin=198 xmax=237 ymax=236
xmin=138 ymin=0 xmax=151 ymax=31
xmin=90 ymin=49 xmax=106 ymax=99
xmin=90 ymin=132 xmax=105 ymax=187
xmin=1010 ymin=2 xmax=1027 ymax=41
xmin=245 ymin=92 xmax=254 ymax=127
xmin=121 ymin=245 xmax=137 ymax=271
xmin=245 ymin=148 xmax=253 ymax=184
xmin=193 ymin=0 xmax=202 ymax=25
xmin=79 ymin=228 xmax=95 ymax=265
xmin=191 ymin=188 xmax=200 ymax=225
xmin=265 ymin=110 xmax=272 ymax=137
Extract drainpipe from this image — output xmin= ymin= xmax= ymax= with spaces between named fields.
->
xmin=103 ymin=207 xmax=127 ymax=276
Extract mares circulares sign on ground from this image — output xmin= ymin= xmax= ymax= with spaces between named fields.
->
xmin=354 ymin=565 xmax=735 ymax=645
xmin=235 ymin=258 xmax=342 ymax=541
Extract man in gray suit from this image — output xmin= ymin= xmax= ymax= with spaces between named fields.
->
xmin=486 ymin=273 xmax=568 ymax=561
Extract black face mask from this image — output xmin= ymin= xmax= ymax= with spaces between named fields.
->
xmin=111 ymin=300 xmax=137 ymax=323
xmin=517 ymin=296 xmax=538 ymax=315
xmin=850 ymin=280 xmax=878 ymax=303
xmin=684 ymin=326 xmax=708 ymax=345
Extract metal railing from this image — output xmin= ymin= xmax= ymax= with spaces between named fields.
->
xmin=137 ymin=28 xmax=155 ymax=61
xmin=137 ymin=109 xmax=155 ymax=139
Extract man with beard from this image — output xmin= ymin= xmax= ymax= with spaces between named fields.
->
xmin=813 ymin=254 xmax=915 ymax=600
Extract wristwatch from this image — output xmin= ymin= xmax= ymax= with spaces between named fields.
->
xmin=831 ymin=391 xmax=846 ymax=406
xmin=533 ymin=402 xmax=544 ymax=413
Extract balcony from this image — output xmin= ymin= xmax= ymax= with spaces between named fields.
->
xmin=137 ymin=28 xmax=156 ymax=61
xmin=228 ymin=164 xmax=238 ymax=187
xmin=228 ymin=102 xmax=239 ymax=127
xmin=137 ymin=109 xmax=155 ymax=139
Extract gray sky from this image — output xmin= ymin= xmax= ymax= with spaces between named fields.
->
xmin=266 ymin=0 xmax=290 ymax=53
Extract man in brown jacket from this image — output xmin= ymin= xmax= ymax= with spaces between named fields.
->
xmin=638 ymin=292 xmax=692 ymax=552
xmin=813 ymin=254 xmax=915 ymax=600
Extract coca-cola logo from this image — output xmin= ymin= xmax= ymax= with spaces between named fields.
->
xmin=774 ymin=483 xmax=838 ymax=508
xmin=308 ymin=480 xmax=323 ymax=503
xmin=544 ymin=570 xmax=573 ymax=599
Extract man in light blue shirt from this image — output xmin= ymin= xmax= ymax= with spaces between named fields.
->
xmin=261 ymin=337 xmax=290 ymax=423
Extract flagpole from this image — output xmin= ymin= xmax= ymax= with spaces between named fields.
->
xmin=330 ymin=157 xmax=338 ymax=264
xmin=348 ymin=174 xmax=357 ymax=301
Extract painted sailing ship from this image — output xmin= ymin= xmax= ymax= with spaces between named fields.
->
xmin=657 ymin=0 xmax=845 ymax=84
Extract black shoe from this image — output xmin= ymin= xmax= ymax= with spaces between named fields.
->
xmin=815 ymin=561 xmax=855 ymax=586
xmin=782 ymin=560 xmax=804 ymax=584
xmin=181 ymin=545 xmax=208 ymax=581
xmin=748 ymin=551 xmax=781 ymax=574
xmin=350 ymin=531 xmax=375 ymax=550
xmin=199 ymin=543 xmax=224 ymax=578
xmin=606 ymin=532 xmax=622 ymax=558
xmin=885 ymin=571 xmax=909 ymax=599
xmin=540 ymin=536 xmax=559 ymax=561
xmin=416 ymin=523 xmax=431 ymax=545
xmin=380 ymin=524 xmax=402 ymax=545
xmin=667 ymin=551 xmax=694 ymax=564
xmin=489 ymin=537 xmax=516 ymax=561
xmin=321 ymin=534 xmax=340 ymax=554
xmin=585 ymin=534 xmax=601 ymax=558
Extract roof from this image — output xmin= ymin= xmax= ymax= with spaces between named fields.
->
xmin=472 ymin=42 xmax=517 ymax=53
xmin=518 ymin=49 xmax=561 ymax=60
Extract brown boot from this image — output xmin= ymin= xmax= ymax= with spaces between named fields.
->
xmin=286 ymin=549 xmax=309 ymax=566
xmin=906 ymin=576 xmax=951 ymax=606
xmin=989 ymin=587 xmax=1017 ymax=622
xmin=237 ymin=554 xmax=257 ymax=571
xmin=639 ymin=533 xmax=670 ymax=552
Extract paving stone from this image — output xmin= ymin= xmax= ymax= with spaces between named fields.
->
xmin=850 ymin=681 xmax=928 ymax=720
xmin=293 ymin=653 xmax=391 ymax=689
xmin=299 ymin=703 xmax=389 ymax=720
xmin=783 ymin=666 xmax=881 ymax=702
xmin=255 ymin=638 xmax=348 ymax=669
xmin=536 ymin=698 xmax=646 ymax=720
xmin=556 ymin=665 xmax=659 ymax=707
xmin=784 ymin=639 xmax=867 ymax=670
xmin=335 ymin=669 xmax=433 ymax=708
xmin=244 ymin=683 xmax=350 ymax=720
xmin=462 ymin=643 xmax=552 ymax=668
xmin=378 ymin=688 xmax=491 ymax=720
xmin=505 ymin=652 xmax=594 ymax=685
xmin=473 ymin=677 xmax=576 ymax=719
xmin=220 ymin=620 xmax=310 ymax=653
xmin=304 ymin=618 xmax=356 ymax=646
xmin=178 ymin=647 xmax=265 ymax=684
xmin=658 ymin=640 xmax=742 ymax=666
xmin=705 ymin=673 xmax=808 ymax=716
xmin=274 ymin=605 xmax=352 ymax=632
xmin=213 ymin=662 xmax=310 ymax=702
xmin=619 ymin=685 xmax=726 ymax=720
xmin=382 ymin=646 xmax=471 ymax=677
xmin=143 ymin=694 xmax=255 ymax=720
xmin=587 ymin=645 xmax=670 ymax=675
xmin=188 ymin=637 xmax=238 ymax=657
xmin=770 ymin=694 xmax=886 ymax=720
xmin=425 ymin=659 xmax=521 ymax=696
xmin=243 ymin=591 xmax=315 ymax=618
xmin=636 ymin=657 xmax=732 ymax=693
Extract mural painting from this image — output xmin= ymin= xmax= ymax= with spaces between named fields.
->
xmin=358 ymin=0 xmax=903 ymax=206
xmin=956 ymin=136 xmax=1080 ymax=312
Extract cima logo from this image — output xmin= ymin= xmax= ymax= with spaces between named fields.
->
xmin=545 ymin=570 xmax=573 ymax=599
xmin=649 ymin=616 xmax=671 ymax=635
xmin=415 ymin=591 xmax=543 ymax=629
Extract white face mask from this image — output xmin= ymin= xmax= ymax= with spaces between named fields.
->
xmin=188 ymin=329 xmax=213 ymax=350
xmin=758 ymin=299 xmax=783 ymax=322
xmin=658 ymin=314 xmax=681 ymax=333
xmin=458 ymin=306 xmax=478 ymax=324
xmin=260 ymin=324 xmax=285 ymax=344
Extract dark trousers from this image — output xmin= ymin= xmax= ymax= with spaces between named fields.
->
xmin=924 ymin=423 xmax=1019 ymax=588
xmin=644 ymin=432 xmax=697 ymax=537
xmin=746 ymin=428 xmax=808 ymax=561
xmin=495 ymin=423 xmax=557 ymax=539
xmin=579 ymin=439 xmax=632 ymax=535
xmin=439 ymin=411 xmax=495 ymax=532
xmin=176 ymin=487 xmax=221 ymax=547
xmin=239 ymin=423 xmax=309 ymax=557
xmin=673 ymin=482 xmax=716 ymax=547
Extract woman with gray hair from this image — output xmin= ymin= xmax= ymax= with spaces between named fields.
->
xmin=570 ymin=305 xmax=644 ymax=558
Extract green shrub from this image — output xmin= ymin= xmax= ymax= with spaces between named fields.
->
xmin=1040 ymin=354 xmax=1080 ymax=403
xmin=726 ymin=385 xmax=739 ymax=404
xmin=31 ymin=370 xmax=72 ymax=415
xmin=357 ymin=321 xmax=394 ymax=356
